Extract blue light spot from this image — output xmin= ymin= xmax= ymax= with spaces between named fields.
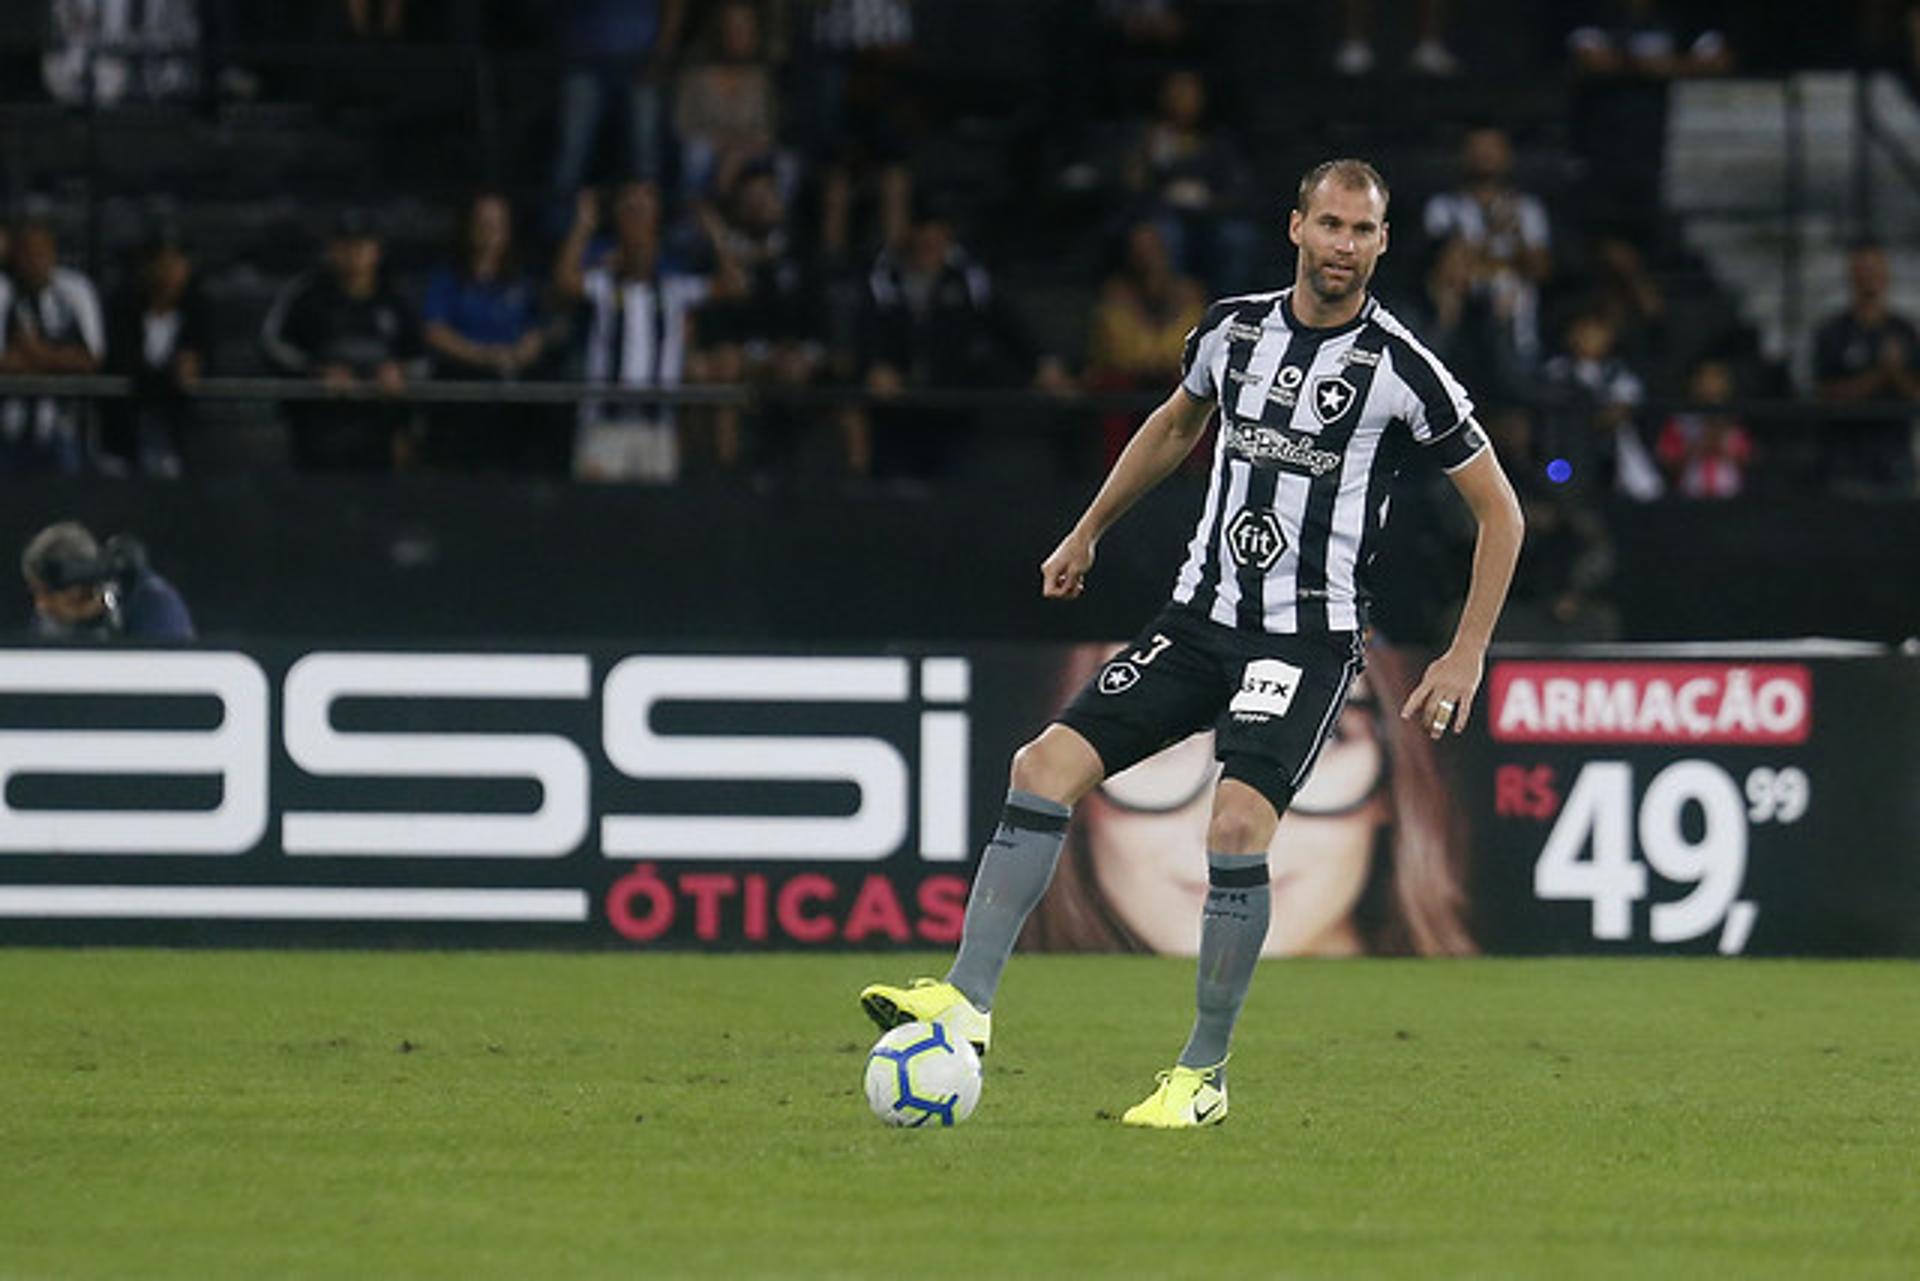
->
xmin=1546 ymin=458 xmax=1573 ymax=484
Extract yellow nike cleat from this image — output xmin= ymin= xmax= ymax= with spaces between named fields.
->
xmin=858 ymin=977 xmax=992 ymax=1056
xmin=1121 ymin=1061 xmax=1228 ymax=1128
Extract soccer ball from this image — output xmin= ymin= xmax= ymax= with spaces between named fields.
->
xmin=863 ymin=1021 xmax=982 ymax=1128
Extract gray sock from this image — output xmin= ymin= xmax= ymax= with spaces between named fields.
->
xmin=1178 ymin=852 xmax=1272 ymax=1071
xmin=943 ymin=789 xmax=1071 ymax=1011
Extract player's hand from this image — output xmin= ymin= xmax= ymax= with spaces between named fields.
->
xmin=1401 ymin=646 xmax=1485 ymax=740
xmin=1040 ymin=532 xmax=1095 ymax=600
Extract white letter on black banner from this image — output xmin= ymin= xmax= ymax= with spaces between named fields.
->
xmin=601 ymin=656 xmax=909 ymax=859
xmin=0 ymin=651 xmax=268 ymax=854
xmin=281 ymin=653 xmax=591 ymax=857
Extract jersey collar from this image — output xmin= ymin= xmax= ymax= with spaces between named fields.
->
xmin=1279 ymin=288 xmax=1376 ymax=338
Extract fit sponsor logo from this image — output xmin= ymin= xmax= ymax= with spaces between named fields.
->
xmin=1226 ymin=321 xmax=1264 ymax=344
xmin=1340 ymin=347 xmax=1380 ymax=368
xmin=1490 ymin=663 xmax=1812 ymax=744
xmin=1226 ymin=509 xmax=1287 ymax=571
xmin=1225 ymin=420 xmax=1342 ymax=477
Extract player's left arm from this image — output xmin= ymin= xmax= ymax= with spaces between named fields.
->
xmin=1401 ymin=434 xmax=1525 ymax=740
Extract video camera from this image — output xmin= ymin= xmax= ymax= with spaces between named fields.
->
xmin=25 ymin=533 xmax=149 ymax=593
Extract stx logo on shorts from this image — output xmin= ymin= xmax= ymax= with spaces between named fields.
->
xmin=1310 ymin=375 xmax=1358 ymax=425
xmin=1229 ymin=658 xmax=1304 ymax=722
xmin=1227 ymin=509 xmax=1287 ymax=571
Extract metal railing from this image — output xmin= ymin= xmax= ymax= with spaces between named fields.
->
xmin=0 ymin=375 xmax=1158 ymax=416
xmin=0 ymin=374 xmax=1915 ymax=424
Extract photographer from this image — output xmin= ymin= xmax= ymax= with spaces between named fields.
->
xmin=21 ymin=522 xmax=195 ymax=641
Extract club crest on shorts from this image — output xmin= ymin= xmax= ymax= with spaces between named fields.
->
xmin=1097 ymin=661 xmax=1140 ymax=695
xmin=1309 ymin=374 xmax=1358 ymax=426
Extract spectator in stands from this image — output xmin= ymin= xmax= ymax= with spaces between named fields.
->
xmin=1041 ymin=1 xmax=1202 ymax=191
xmin=854 ymin=208 xmax=1074 ymax=479
xmin=1423 ymin=127 xmax=1549 ymax=363
xmin=555 ymin=181 xmax=711 ymax=483
xmin=1406 ymin=236 xmax=1527 ymax=408
xmin=1581 ymin=231 xmax=1667 ymax=370
xmin=1120 ymin=68 xmax=1257 ymax=295
xmin=1569 ymin=0 xmax=1732 ymax=77
xmin=1657 ymin=358 xmax=1753 ymax=499
xmin=1813 ymin=240 xmax=1920 ymax=495
xmin=261 ymin=211 xmax=424 ymax=472
xmin=693 ymin=163 xmax=842 ymax=476
xmin=674 ymin=0 xmax=782 ymax=203
xmin=1077 ymin=0 xmax=1199 ymax=118
xmin=1085 ymin=220 xmax=1204 ymax=467
xmin=551 ymin=0 xmax=689 ymax=205
xmin=421 ymin=191 xmax=561 ymax=473
xmin=0 ymin=220 xmax=105 ymax=475
xmin=1541 ymin=311 xmax=1664 ymax=501
xmin=1103 ymin=0 xmax=1189 ymax=48
xmin=1335 ymin=0 xmax=1461 ymax=76
xmin=21 ymin=521 xmax=194 ymax=641
xmin=104 ymin=231 xmax=208 ymax=478
xmin=44 ymin=0 xmax=200 ymax=105
xmin=1568 ymin=1 xmax=1731 ymax=237
xmin=343 ymin=0 xmax=406 ymax=40
xmin=805 ymin=0 xmax=917 ymax=258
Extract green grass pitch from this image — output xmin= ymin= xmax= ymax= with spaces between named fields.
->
xmin=1 ymin=950 xmax=1915 ymax=1280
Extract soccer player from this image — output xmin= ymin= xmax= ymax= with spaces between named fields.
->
xmin=859 ymin=158 xmax=1524 ymax=1127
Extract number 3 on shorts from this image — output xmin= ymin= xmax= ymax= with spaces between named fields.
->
xmin=1129 ymin=633 xmax=1173 ymax=666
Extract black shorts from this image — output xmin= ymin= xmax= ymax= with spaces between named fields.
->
xmin=1057 ymin=604 xmax=1364 ymax=813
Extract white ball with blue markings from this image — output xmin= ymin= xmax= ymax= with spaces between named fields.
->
xmin=864 ymin=1021 xmax=983 ymax=1127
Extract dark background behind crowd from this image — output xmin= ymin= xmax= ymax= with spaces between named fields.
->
xmin=3 ymin=0 xmax=1920 ymax=646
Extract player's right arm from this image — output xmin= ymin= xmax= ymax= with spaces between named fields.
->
xmin=1041 ymin=385 xmax=1212 ymax=599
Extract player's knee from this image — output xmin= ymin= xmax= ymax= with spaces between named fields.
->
xmin=1008 ymin=738 xmax=1059 ymax=796
xmin=1008 ymin=728 xmax=1100 ymax=805
xmin=1207 ymin=785 xmax=1279 ymax=855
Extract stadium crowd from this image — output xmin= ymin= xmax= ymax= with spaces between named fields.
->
xmin=2 ymin=0 xmax=1918 ymax=535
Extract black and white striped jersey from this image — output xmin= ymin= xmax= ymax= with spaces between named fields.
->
xmin=1172 ymin=287 xmax=1488 ymax=635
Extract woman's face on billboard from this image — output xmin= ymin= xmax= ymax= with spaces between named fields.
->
xmin=1085 ymin=680 xmax=1386 ymax=956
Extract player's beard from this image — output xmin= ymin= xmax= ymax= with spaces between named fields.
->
xmin=1306 ymin=253 xmax=1367 ymax=303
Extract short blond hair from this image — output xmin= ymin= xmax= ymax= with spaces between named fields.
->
xmin=1296 ymin=158 xmax=1390 ymax=215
